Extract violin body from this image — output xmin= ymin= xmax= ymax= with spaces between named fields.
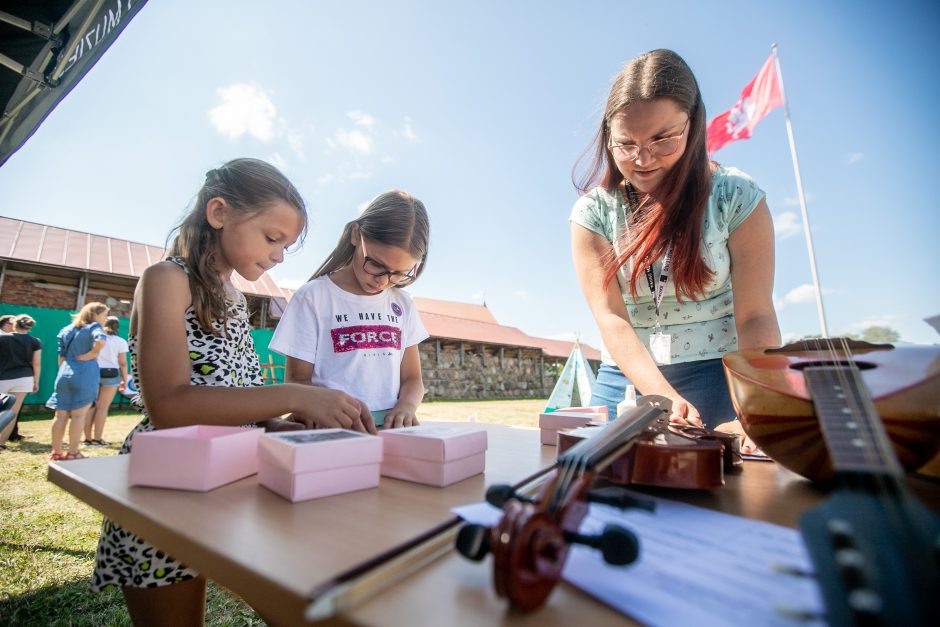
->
xmin=723 ymin=340 xmax=940 ymax=481
xmin=558 ymin=424 xmax=737 ymax=489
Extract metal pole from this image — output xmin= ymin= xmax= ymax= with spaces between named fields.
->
xmin=772 ymin=43 xmax=829 ymax=337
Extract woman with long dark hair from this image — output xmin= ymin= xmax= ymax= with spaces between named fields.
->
xmin=570 ymin=49 xmax=781 ymax=427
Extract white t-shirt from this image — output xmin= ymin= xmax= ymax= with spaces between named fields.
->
xmin=269 ymin=275 xmax=429 ymax=411
xmin=97 ymin=334 xmax=129 ymax=370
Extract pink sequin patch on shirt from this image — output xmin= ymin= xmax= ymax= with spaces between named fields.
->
xmin=331 ymin=325 xmax=402 ymax=353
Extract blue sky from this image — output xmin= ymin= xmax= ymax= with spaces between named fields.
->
xmin=1 ymin=0 xmax=938 ymax=350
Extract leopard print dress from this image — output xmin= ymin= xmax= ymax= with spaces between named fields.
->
xmin=91 ymin=257 xmax=263 ymax=591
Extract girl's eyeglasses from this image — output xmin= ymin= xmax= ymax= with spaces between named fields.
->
xmin=359 ymin=234 xmax=419 ymax=286
xmin=608 ymin=118 xmax=689 ymax=160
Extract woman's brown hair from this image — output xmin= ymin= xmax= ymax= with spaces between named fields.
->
xmin=573 ymin=49 xmax=713 ymax=301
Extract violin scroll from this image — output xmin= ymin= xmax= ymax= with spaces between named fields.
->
xmin=457 ymin=397 xmax=670 ymax=611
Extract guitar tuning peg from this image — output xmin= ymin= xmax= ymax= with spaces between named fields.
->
xmin=564 ymin=524 xmax=639 ymax=566
xmin=456 ymin=524 xmax=491 ymax=562
xmin=485 ymin=484 xmax=533 ymax=509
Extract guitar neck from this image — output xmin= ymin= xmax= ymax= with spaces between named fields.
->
xmin=803 ymin=366 xmax=903 ymax=477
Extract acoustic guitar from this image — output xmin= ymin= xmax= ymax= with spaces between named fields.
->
xmin=724 ymin=338 xmax=940 ymax=625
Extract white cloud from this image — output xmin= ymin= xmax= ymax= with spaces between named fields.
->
xmin=208 ymin=83 xmax=277 ymax=141
xmin=513 ymin=290 xmax=529 ymax=300
xmin=846 ymin=152 xmax=864 ymax=165
xmin=401 ymin=117 xmax=418 ymax=141
xmin=844 ymin=313 xmax=903 ymax=334
xmin=285 ymin=130 xmax=305 ymax=159
xmin=471 ymin=291 xmax=486 ymax=303
xmin=780 ymin=191 xmax=814 ymax=207
xmin=268 ymin=153 xmax=288 ymax=172
xmin=548 ymin=331 xmax=579 ymax=342
xmin=773 ymin=211 xmax=802 ymax=239
xmin=774 ymin=284 xmax=822 ymax=310
xmin=347 ymin=110 xmax=376 ymax=127
xmin=331 ymin=128 xmax=373 ymax=155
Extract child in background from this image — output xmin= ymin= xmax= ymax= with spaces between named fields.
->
xmin=84 ymin=315 xmax=129 ymax=446
xmin=50 ymin=302 xmax=108 ymax=460
xmin=270 ymin=190 xmax=430 ymax=429
xmin=91 ymin=158 xmax=373 ymax=625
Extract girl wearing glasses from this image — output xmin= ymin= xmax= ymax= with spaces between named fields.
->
xmin=270 ymin=190 xmax=430 ymax=429
xmin=570 ymin=49 xmax=780 ymax=429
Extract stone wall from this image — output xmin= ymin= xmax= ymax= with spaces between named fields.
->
xmin=419 ymin=339 xmax=560 ymax=400
xmin=0 ymin=269 xmax=133 ymax=318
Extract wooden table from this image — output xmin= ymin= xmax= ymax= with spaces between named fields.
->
xmin=47 ymin=422 xmax=940 ymax=626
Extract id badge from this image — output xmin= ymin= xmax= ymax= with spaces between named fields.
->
xmin=649 ymin=331 xmax=672 ymax=365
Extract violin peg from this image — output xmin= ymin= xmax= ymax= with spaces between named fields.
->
xmin=586 ymin=486 xmax=656 ymax=513
xmin=485 ymin=484 xmax=533 ymax=509
xmin=456 ymin=524 xmax=491 ymax=562
xmin=565 ymin=524 xmax=640 ymax=566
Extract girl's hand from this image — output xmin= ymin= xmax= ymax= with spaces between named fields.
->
xmin=666 ymin=394 xmax=703 ymax=427
xmin=382 ymin=405 xmax=420 ymax=429
xmin=291 ymin=386 xmax=378 ymax=434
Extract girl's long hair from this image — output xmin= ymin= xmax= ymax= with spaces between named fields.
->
xmin=312 ymin=190 xmax=429 ymax=283
xmin=168 ymin=158 xmax=307 ymax=332
xmin=104 ymin=316 xmax=120 ymax=336
xmin=572 ymin=49 xmax=713 ymax=301
xmin=72 ymin=302 xmax=108 ymax=328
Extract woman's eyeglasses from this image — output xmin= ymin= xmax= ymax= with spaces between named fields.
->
xmin=359 ymin=234 xmax=418 ymax=286
xmin=608 ymin=118 xmax=689 ymax=160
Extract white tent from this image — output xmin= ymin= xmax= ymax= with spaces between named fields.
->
xmin=544 ymin=343 xmax=596 ymax=412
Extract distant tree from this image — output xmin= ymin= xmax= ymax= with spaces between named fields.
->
xmin=860 ymin=325 xmax=900 ymax=343
xmin=797 ymin=326 xmax=901 ymax=343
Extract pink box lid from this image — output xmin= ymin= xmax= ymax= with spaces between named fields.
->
xmin=129 ymin=425 xmax=262 ymax=491
xmin=538 ymin=410 xmax=608 ymax=431
xmin=258 ymin=458 xmax=380 ymax=502
xmin=381 ymin=451 xmax=485 ymax=487
xmin=379 ymin=425 xmax=487 ymax=462
xmin=258 ymin=429 xmax=383 ymax=474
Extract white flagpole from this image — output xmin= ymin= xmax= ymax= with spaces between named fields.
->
xmin=772 ymin=43 xmax=829 ymax=337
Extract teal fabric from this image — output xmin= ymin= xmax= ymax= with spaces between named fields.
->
xmin=570 ymin=166 xmax=765 ymax=364
xmin=371 ymin=408 xmax=388 ymax=428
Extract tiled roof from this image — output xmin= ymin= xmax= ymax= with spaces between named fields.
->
xmin=0 ymin=217 xmax=290 ymax=299
xmin=0 ymin=217 xmax=601 ymax=360
xmin=412 ymin=297 xmax=498 ymax=324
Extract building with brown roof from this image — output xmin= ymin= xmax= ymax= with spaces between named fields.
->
xmin=0 ymin=217 xmax=599 ymax=402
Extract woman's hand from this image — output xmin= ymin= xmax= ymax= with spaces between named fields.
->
xmin=382 ymin=403 xmax=420 ymax=429
xmin=289 ymin=386 xmax=377 ymax=434
xmin=666 ymin=394 xmax=703 ymax=427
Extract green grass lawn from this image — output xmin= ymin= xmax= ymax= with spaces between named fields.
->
xmin=0 ymin=399 xmax=546 ymax=626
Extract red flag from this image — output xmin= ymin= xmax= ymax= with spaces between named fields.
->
xmin=706 ymin=54 xmax=783 ymax=155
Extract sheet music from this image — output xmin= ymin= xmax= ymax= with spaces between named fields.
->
xmin=453 ymin=495 xmax=825 ymax=627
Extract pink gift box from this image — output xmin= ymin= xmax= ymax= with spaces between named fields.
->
xmin=257 ymin=458 xmax=380 ymax=502
xmin=257 ymin=429 xmax=383 ymax=502
xmin=129 ymin=425 xmax=262 ymax=491
xmin=539 ymin=408 xmax=609 ymax=446
xmin=379 ymin=425 xmax=487 ymax=487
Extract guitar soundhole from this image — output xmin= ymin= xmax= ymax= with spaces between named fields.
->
xmin=789 ymin=360 xmax=876 ymax=371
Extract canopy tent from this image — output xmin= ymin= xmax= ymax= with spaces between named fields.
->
xmin=0 ymin=0 xmax=148 ymax=168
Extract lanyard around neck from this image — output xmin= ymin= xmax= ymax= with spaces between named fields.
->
xmin=624 ymin=182 xmax=672 ymax=319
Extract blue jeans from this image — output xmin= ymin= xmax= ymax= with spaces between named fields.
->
xmin=590 ymin=359 xmax=735 ymax=429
